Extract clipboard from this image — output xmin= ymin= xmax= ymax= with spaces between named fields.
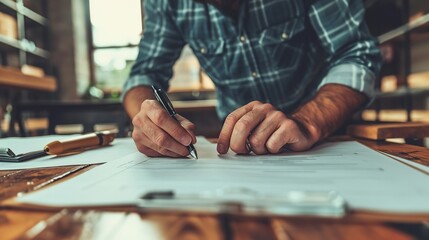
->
xmin=0 ymin=148 xmax=47 ymax=162
xmin=139 ymin=189 xmax=348 ymax=217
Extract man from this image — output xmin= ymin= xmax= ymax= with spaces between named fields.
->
xmin=122 ymin=0 xmax=382 ymax=157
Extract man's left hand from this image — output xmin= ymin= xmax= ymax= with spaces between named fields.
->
xmin=216 ymin=84 xmax=368 ymax=155
xmin=216 ymin=101 xmax=317 ymax=155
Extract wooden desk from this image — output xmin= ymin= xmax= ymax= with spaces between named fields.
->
xmin=1 ymin=139 xmax=428 ymax=240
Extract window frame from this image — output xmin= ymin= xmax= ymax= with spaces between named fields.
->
xmin=85 ymin=0 xmax=145 ymax=88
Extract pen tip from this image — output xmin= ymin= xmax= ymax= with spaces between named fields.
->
xmin=190 ymin=150 xmax=198 ymax=159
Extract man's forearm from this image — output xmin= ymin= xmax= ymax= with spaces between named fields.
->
xmin=291 ymin=84 xmax=368 ymax=143
xmin=123 ymin=86 xmax=155 ymax=118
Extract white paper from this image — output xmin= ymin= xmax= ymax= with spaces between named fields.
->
xmin=0 ymin=135 xmax=137 ymax=170
xmin=18 ymin=140 xmax=429 ymax=214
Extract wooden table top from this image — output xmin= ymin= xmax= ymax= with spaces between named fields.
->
xmin=1 ymin=138 xmax=429 ymax=240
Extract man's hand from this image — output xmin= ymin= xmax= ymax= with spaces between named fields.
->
xmin=216 ymin=101 xmax=318 ymax=155
xmin=217 ymin=84 xmax=368 ymax=155
xmin=132 ymin=99 xmax=197 ymax=157
xmin=123 ymin=86 xmax=197 ymax=157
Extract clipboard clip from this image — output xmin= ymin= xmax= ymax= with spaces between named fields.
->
xmin=0 ymin=148 xmax=47 ymax=162
xmin=139 ymin=188 xmax=348 ymax=217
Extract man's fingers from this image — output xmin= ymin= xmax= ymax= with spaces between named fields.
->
xmin=248 ymin=119 xmax=278 ymax=154
xmin=217 ymin=113 xmax=239 ymax=154
xmin=244 ymin=110 xmax=286 ymax=154
xmin=217 ymin=101 xmax=261 ymax=154
xmin=141 ymin=115 xmax=190 ymax=157
xmin=146 ymin=100 xmax=193 ymax=146
xmin=132 ymin=127 xmax=182 ymax=157
xmin=265 ymin=120 xmax=306 ymax=153
xmin=141 ymin=132 xmax=184 ymax=157
xmin=229 ymin=109 xmax=267 ymax=154
xmin=228 ymin=103 xmax=276 ymax=154
xmin=176 ymin=114 xmax=197 ymax=144
xmin=131 ymin=99 xmax=194 ymax=158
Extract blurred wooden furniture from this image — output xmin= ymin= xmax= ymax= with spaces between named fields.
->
xmin=0 ymin=67 xmax=56 ymax=91
xmin=0 ymin=66 xmax=57 ymax=137
xmin=10 ymin=99 xmax=221 ymax=138
xmin=173 ymin=99 xmax=221 ymax=138
xmin=10 ymin=99 xmax=129 ymax=137
xmin=0 ymin=0 xmax=56 ymax=137
xmin=347 ymin=122 xmax=429 ymax=141
xmin=364 ymin=1 xmax=429 ymax=124
xmin=1 ymin=138 xmax=428 ymax=240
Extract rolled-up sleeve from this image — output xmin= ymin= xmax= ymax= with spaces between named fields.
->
xmin=308 ymin=0 xmax=382 ymax=98
xmin=121 ymin=0 xmax=185 ymax=101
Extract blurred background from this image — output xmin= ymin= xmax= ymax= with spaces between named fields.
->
xmin=0 ymin=0 xmax=429 ymax=143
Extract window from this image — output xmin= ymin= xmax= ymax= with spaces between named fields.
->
xmin=88 ymin=0 xmax=214 ymax=98
xmin=89 ymin=0 xmax=142 ymax=96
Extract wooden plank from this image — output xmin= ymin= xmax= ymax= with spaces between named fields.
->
xmin=0 ymin=165 xmax=92 ymax=202
xmin=4 ymin=211 xmax=225 ymax=240
xmin=143 ymin=214 xmax=224 ymax=240
xmin=230 ymin=217 xmax=277 ymax=240
xmin=270 ymin=219 xmax=413 ymax=240
xmin=0 ymin=210 xmax=52 ymax=240
xmin=358 ymin=138 xmax=429 ymax=167
xmin=347 ymin=122 xmax=429 ymax=140
xmin=0 ymin=67 xmax=56 ymax=91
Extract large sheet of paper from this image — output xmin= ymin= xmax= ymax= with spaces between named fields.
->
xmin=0 ymin=135 xmax=137 ymax=170
xmin=17 ymin=140 xmax=429 ymax=214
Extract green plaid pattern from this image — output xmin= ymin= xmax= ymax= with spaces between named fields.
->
xmin=123 ymin=0 xmax=382 ymax=120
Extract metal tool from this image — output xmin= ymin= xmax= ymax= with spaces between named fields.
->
xmin=0 ymin=148 xmax=47 ymax=162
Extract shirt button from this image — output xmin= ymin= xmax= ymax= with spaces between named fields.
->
xmin=281 ymin=33 xmax=288 ymax=40
xmin=240 ymin=35 xmax=246 ymax=43
xmin=200 ymin=48 xmax=207 ymax=54
xmin=251 ymin=72 xmax=258 ymax=78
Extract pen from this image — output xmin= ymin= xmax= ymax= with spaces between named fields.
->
xmin=151 ymin=85 xmax=198 ymax=159
xmin=44 ymin=130 xmax=116 ymax=155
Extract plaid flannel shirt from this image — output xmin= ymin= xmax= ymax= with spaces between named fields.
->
xmin=122 ymin=0 xmax=382 ymax=120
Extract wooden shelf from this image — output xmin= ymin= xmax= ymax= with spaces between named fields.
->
xmin=0 ymin=35 xmax=21 ymax=51
xmin=376 ymin=87 xmax=429 ymax=99
xmin=20 ymin=5 xmax=48 ymax=26
xmin=0 ymin=0 xmax=48 ymax=26
xmin=378 ymin=13 xmax=429 ymax=44
xmin=362 ymin=109 xmax=429 ymax=122
xmin=0 ymin=67 xmax=56 ymax=91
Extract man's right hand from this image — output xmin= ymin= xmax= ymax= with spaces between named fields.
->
xmin=124 ymin=87 xmax=197 ymax=157
xmin=131 ymin=99 xmax=197 ymax=157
